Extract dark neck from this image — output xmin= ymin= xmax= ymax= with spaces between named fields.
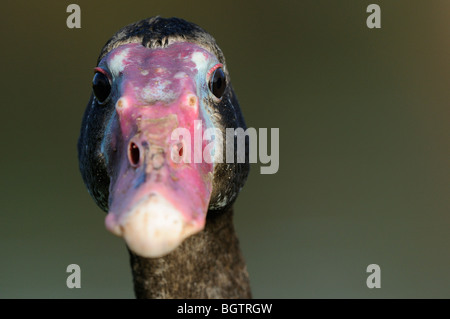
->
xmin=128 ymin=207 xmax=252 ymax=298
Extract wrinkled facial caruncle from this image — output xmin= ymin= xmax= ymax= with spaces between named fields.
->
xmin=95 ymin=42 xmax=225 ymax=258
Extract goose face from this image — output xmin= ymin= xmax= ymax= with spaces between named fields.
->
xmin=78 ymin=17 xmax=250 ymax=260
xmin=94 ymin=42 xmax=226 ymax=258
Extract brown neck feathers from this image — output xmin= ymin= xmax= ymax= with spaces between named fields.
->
xmin=128 ymin=207 xmax=251 ymax=298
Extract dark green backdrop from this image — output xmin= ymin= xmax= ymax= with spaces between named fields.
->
xmin=1 ymin=0 xmax=449 ymax=298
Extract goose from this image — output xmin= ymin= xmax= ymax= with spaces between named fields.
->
xmin=77 ymin=16 xmax=251 ymax=298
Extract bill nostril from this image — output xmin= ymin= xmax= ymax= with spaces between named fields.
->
xmin=128 ymin=142 xmax=141 ymax=167
xmin=170 ymin=141 xmax=185 ymax=164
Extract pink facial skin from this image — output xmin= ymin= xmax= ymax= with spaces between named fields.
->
xmin=98 ymin=42 xmax=219 ymax=257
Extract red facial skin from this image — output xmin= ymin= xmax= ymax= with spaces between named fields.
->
xmin=98 ymin=42 xmax=220 ymax=257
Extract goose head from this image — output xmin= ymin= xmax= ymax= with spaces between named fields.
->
xmin=78 ymin=17 xmax=249 ymax=258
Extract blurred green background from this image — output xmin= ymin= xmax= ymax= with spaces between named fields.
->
xmin=0 ymin=0 xmax=449 ymax=298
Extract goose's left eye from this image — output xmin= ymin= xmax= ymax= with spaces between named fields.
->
xmin=92 ymin=71 xmax=111 ymax=104
xmin=208 ymin=67 xmax=226 ymax=99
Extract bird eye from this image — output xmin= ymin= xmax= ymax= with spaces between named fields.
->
xmin=208 ymin=67 xmax=226 ymax=99
xmin=92 ymin=70 xmax=111 ymax=104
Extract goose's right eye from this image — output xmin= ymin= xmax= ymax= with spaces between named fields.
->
xmin=92 ymin=71 xmax=111 ymax=104
xmin=208 ymin=66 xmax=226 ymax=99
